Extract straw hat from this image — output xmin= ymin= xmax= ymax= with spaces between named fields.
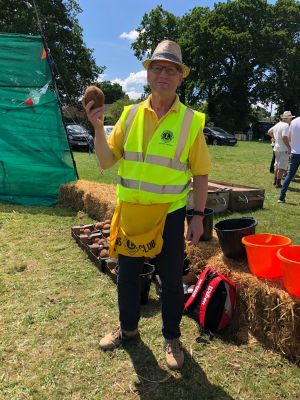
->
xmin=280 ymin=111 xmax=295 ymax=119
xmin=143 ymin=40 xmax=190 ymax=78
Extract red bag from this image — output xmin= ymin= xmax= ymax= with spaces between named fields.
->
xmin=184 ymin=266 xmax=237 ymax=333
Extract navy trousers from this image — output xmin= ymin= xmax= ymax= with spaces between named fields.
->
xmin=117 ymin=206 xmax=186 ymax=339
xmin=279 ymin=153 xmax=300 ymax=201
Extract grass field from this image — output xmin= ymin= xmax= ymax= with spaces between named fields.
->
xmin=75 ymin=141 xmax=300 ymax=242
xmin=0 ymin=141 xmax=300 ymax=400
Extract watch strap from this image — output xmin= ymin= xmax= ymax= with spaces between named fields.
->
xmin=193 ymin=210 xmax=205 ymax=216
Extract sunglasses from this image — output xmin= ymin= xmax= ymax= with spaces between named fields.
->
xmin=149 ymin=65 xmax=182 ymax=76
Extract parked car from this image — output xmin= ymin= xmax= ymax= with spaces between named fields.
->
xmin=66 ymin=123 xmax=94 ymax=151
xmin=104 ymin=125 xmax=114 ymax=137
xmin=203 ymin=127 xmax=237 ymax=146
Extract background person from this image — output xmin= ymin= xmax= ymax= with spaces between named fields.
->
xmin=268 ymin=111 xmax=294 ymax=187
xmin=278 ymin=114 xmax=300 ymax=203
xmin=83 ymin=40 xmax=212 ymax=370
xmin=269 ymin=137 xmax=275 ymax=174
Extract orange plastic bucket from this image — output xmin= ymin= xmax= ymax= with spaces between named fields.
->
xmin=277 ymin=246 xmax=300 ymax=297
xmin=241 ymin=233 xmax=292 ymax=279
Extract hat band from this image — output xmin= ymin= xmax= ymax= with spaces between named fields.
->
xmin=151 ymin=52 xmax=182 ymax=64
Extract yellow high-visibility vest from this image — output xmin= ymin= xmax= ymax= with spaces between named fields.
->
xmin=117 ymin=102 xmax=205 ymax=210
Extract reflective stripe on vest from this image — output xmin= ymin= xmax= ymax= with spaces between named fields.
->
xmin=117 ymin=176 xmax=191 ymax=194
xmin=123 ymin=152 xmax=188 ymax=171
xmin=124 ymin=104 xmax=140 ymax=145
xmin=123 ymin=151 xmax=143 ymax=162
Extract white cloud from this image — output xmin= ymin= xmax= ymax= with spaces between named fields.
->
xmin=112 ymin=70 xmax=147 ymax=100
xmin=120 ymin=30 xmax=139 ymax=41
xmin=125 ymin=90 xmax=144 ymax=100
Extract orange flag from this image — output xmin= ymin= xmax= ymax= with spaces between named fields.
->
xmin=41 ymin=48 xmax=47 ymax=60
xmin=23 ymin=98 xmax=33 ymax=106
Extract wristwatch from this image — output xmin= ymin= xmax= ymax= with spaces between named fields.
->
xmin=193 ymin=210 xmax=205 ymax=216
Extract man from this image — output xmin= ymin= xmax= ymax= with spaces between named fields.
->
xmin=83 ymin=40 xmax=212 ymax=370
xmin=278 ymin=114 xmax=300 ymax=203
xmin=268 ymin=111 xmax=294 ymax=188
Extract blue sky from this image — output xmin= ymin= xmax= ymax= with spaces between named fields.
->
xmin=76 ymin=0 xmax=226 ymax=98
xmin=76 ymin=0 xmax=275 ymax=99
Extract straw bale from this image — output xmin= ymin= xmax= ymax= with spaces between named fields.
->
xmin=84 ymin=191 xmax=115 ymax=221
xmin=59 ymin=180 xmax=116 ymax=221
xmin=59 ymin=180 xmax=85 ymax=210
xmin=186 ymin=244 xmax=300 ymax=363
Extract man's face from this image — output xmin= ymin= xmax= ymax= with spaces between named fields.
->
xmin=283 ymin=117 xmax=292 ymax=125
xmin=147 ymin=60 xmax=183 ymax=96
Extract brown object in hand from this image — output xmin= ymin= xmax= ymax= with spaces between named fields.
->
xmin=83 ymin=85 xmax=105 ymax=110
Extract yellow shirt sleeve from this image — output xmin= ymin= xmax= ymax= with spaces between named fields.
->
xmin=189 ymin=129 xmax=212 ymax=176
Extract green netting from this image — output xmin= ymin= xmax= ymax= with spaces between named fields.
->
xmin=0 ymin=33 xmax=77 ymax=206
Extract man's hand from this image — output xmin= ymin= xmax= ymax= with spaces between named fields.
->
xmin=82 ymin=99 xmax=104 ymax=131
xmin=186 ymin=215 xmax=204 ymax=244
xmin=282 ymin=135 xmax=291 ymax=154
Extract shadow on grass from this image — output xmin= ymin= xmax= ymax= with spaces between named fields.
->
xmin=140 ymin=297 xmax=161 ymax=318
xmin=279 ymin=200 xmax=299 ymax=205
xmin=194 ymin=318 xmax=250 ymax=349
xmin=189 ymin=294 xmax=250 ymax=348
xmin=124 ymin=338 xmax=234 ymax=400
xmin=287 ymin=187 xmax=300 ymax=193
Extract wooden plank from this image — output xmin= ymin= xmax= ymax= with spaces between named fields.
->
xmin=208 ymin=180 xmax=265 ymax=211
xmin=188 ymin=188 xmax=230 ymax=214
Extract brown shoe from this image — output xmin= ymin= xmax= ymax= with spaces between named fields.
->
xmin=165 ymin=338 xmax=184 ymax=370
xmin=99 ymin=327 xmax=139 ymax=350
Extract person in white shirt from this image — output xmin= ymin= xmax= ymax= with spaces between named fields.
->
xmin=278 ymin=114 xmax=300 ymax=203
xmin=268 ymin=111 xmax=294 ymax=188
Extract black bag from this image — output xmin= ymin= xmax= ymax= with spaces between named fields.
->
xmin=184 ymin=266 xmax=237 ymax=333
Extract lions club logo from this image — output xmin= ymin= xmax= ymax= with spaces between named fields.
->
xmin=124 ymin=239 xmax=139 ymax=255
xmin=160 ymin=130 xmax=174 ymax=144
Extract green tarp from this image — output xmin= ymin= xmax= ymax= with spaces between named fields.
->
xmin=0 ymin=33 xmax=77 ymax=205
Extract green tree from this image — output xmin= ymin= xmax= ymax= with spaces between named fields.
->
xmin=0 ymin=0 xmax=103 ymax=103
xmin=250 ymin=105 xmax=271 ymax=124
xmin=259 ymin=0 xmax=300 ymax=115
xmin=181 ymin=0 xmax=274 ymax=131
xmin=131 ymin=6 xmax=186 ymax=100
xmin=104 ymin=97 xmax=136 ymax=125
xmin=97 ymin=81 xmax=127 ymax=104
xmin=132 ymin=5 xmax=180 ymax=60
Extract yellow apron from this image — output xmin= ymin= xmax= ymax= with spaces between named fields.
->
xmin=109 ymin=202 xmax=170 ymax=258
